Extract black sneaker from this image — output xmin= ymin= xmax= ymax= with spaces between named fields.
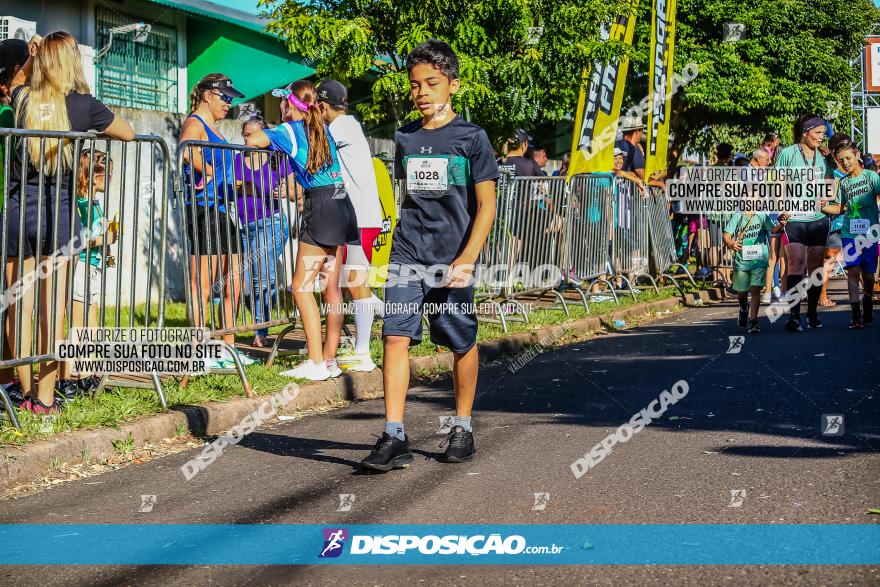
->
xmin=55 ymin=379 xmax=80 ymax=404
xmin=74 ymin=375 xmax=101 ymax=395
xmin=738 ymin=308 xmax=748 ymax=328
xmin=747 ymin=319 xmax=760 ymax=334
xmin=807 ymin=315 xmax=823 ymax=329
xmin=3 ymin=382 xmax=24 ymax=407
xmin=784 ymin=317 xmax=803 ymax=332
xmin=441 ymin=425 xmax=476 ymax=463
xmin=360 ymin=433 xmax=413 ymax=472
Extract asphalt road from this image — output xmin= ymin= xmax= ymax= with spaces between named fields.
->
xmin=1 ymin=284 xmax=878 ymax=585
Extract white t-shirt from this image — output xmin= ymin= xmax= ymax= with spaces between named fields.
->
xmin=329 ymin=114 xmax=382 ymax=227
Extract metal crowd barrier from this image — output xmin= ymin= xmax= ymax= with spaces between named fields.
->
xmin=474 ymin=172 xmax=686 ymax=331
xmin=0 ymin=127 xmax=689 ymax=428
xmin=646 ymin=185 xmax=695 ymax=294
xmin=174 ymin=141 xmax=303 ymax=394
xmin=0 ymin=129 xmax=173 ymax=428
xmin=687 ymin=205 xmax=734 ymax=286
xmin=565 ymin=172 xmax=618 ymax=308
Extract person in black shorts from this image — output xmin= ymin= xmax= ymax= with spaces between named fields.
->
xmin=773 ymin=114 xmax=836 ymax=330
xmin=5 ymin=32 xmax=133 ymax=412
xmin=359 ymin=40 xmax=499 ymax=471
xmin=179 ymin=74 xmax=257 ymax=367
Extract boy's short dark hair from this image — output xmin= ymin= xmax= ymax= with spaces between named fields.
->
xmin=406 ymin=39 xmax=459 ymax=81
xmin=833 ymin=142 xmax=859 ymax=159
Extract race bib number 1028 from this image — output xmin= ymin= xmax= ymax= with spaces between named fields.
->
xmin=407 ymin=157 xmax=449 ymax=195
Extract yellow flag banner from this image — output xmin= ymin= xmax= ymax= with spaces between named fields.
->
xmin=568 ymin=1 xmax=640 ymax=177
xmin=645 ymin=0 xmax=677 ymax=180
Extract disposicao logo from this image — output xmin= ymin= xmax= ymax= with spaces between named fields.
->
xmin=319 ymin=528 xmax=348 ymax=558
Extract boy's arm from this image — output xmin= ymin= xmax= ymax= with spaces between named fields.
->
xmin=821 ymin=202 xmax=843 ymax=216
xmin=448 ymin=180 xmax=497 ymax=287
xmin=722 ymin=231 xmax=742 ymax=251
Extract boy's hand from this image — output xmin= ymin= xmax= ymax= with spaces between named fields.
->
xmin=730 ymin=240 xmax=743 ymax=252
xmin=447 ymin=257 xmax=475 ymax=288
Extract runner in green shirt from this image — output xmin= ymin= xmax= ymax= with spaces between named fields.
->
xmin=723 ymin=212 xmax=785 ymax=333
xmin=773 ymin=114 xmax=836 ymax=331
xmin=821 ymin=143 xmax=880 ymax=328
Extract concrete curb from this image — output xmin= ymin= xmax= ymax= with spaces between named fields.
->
xmin=0 ymin=293 xmax=697 ymax=490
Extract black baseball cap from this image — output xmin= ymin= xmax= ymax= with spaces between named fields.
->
xmin=511 ymin=128 xmax=532 ymax=143
xmin=199 ymin=79 xmax=244 ymax=100
xmin=316 ymin=79 xmax=347 ymax=108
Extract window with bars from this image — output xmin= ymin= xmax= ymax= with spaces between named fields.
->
xmin=95 ymin=9 xmax=178 ymax=112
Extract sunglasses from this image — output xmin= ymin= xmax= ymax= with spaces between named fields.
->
xmin=213 ymin=91 xmax=234 ymax=105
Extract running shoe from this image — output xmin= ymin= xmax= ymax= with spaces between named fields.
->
xmin=55 ymin=379 xmax=81 ymax=404
xmin=360 ymin=433 xmax=413 ymax=472
xmin=849 ymin=318 xmax=863 ymax=330
xmin=761 ymin=293 xmax=772 ymax=304
xmin=337 ymin=353 xmax=377 ymax=373
xmin=747 ymin=319 xmax=761 ymax=334
xmin=75 ymin=375 xmax=102 ymax=395
xmin=3 ymin=382 xmax=24 ymax=407
xmin=772 ymin=286 xmax=782 ymax=301
xmin=280 ymin=360 xmax=332 ymax=381
xmin=807 ymin=315 xmax=823 ymax=329
xmin=441 ymin=425 xmax=476 ymax=463
xmin=21 ymin=396 xmax=60 ymax=415
xmin=325 ymin=359 xmax=343 ymax=378
xmin=738 ymin=308 xmax=749 ymax=328
xmin=784 ymin=317 xmax=803 ymax=332
xmin=226 ymin=348 xmax=258 ymax=366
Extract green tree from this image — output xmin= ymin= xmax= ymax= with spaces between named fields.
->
xmin=259 ymin=0 xmax=632 ymax=144
xmin=628 ymin=0 xmax=879 ymax=161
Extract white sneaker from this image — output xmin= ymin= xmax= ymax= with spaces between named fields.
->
xmin=325 ymin=359 xmax=343 ymax=378
xmin=337 ymin=352 xmax=377 ymax=373
xmin=772 ymin=286 xmax=782 ymax=299
xmin=280 ymin=360 xmax=332 ymax=381
xmin=761 ymin=293 xmax=772 ymax=304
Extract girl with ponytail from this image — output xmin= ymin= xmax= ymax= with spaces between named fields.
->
xmin=247 ymin=79 xmax=359 ymax=381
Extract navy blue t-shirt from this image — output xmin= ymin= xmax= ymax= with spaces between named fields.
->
xmin=615 ymin=138 xmax=645 ymax=173
xmin=392 ymin=116 xmax=499 ymax=266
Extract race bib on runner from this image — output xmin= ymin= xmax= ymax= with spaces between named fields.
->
xmin=407 ymin=157 xmax=448 ymax=196
xmin=850 ymin=218 xmax=869 ymax=234
xmin=741 ymin=245 xmax=762 ymax=261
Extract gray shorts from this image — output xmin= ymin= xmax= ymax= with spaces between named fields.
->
xmin=381 ymin=263 xmax=478 ymax=354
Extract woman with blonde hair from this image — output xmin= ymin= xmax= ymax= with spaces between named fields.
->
xmin=3 ymin=32 xmax=133 ymax=413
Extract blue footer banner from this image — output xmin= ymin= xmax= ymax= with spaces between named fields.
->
xmin=0 ymin=524 xmax=877 ymax=565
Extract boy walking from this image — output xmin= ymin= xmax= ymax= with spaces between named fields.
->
xmin=723 ymin=211 xmax=784 ymax=333
xmin=360 ymin=40 xmax=499 ymax=472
